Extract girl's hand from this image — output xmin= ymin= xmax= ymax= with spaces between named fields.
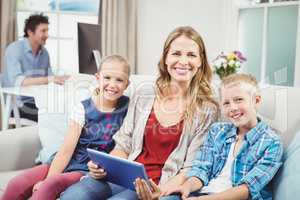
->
xmin=135 ymin=178 xmax=161 ymax=200
xmin=87 ymin=160 xmax=107 ymax=179
xmin=32 ymin=181 xmax=43 ymax=193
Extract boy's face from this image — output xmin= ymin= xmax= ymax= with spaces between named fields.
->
xmin=95 ymin=60 xmax=129 ymax=102
xmin=221 ymin=83 xmax=261 ymax=134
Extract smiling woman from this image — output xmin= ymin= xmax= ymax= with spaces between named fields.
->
xmin=164 ymin=35 xmax=201 ymax=83
xmin=58 ymin=26 xmax=218 ymax=200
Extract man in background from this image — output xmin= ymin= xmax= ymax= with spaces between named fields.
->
xmin=2 ymin=13 xmax=69 ymax=122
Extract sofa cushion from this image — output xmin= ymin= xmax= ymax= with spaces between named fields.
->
xmin=258 ymin=86 xmax=300 ymax=148
xmin=0 ymin=126 xmax=40 ymax=171
xmin=273 ymin=129 xmax=300 ymax=200
xmin=37 ymin=113 xmax=69 ymax=162
xmin=35 ymin=75 xmax=94 ymax=163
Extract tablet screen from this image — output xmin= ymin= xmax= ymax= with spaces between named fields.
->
xmin=87 ymin=148 xmax=149 ymax=191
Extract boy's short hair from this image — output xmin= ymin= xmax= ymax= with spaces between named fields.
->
xmin=99 ymin=55 xmax=131 ymax=75
xmin=23 ymin=13 xmax=49 ymax=37
xmin=220 ymin=73 xmax=260 ymax=96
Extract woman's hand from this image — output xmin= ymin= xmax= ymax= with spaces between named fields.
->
xmin=87 ymin=160 xmax=107 ymax=179
xmin=32 ymin=180 xmax=44 ymax=193
xmin=135 ymin=178 xmax=161 ymax=200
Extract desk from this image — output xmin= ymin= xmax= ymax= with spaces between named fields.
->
xmin=1 ymin=85 xmax=44 ymax=129
xmin=0 ymin=74 xmax=95 ymax=130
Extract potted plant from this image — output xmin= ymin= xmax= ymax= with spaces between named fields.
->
xmin=212 ymin=51 xmax=247 ymax=79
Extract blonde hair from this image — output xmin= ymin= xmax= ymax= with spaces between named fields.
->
xmin=94 ymin=55 xmax=130 ymax=95
xmin=220 ymin=73 xmax=260 ymax=96
xmin=156 ymin=26 xmax=218 ymax=124
xmin=98 ymin=54 xmax=130 ymax=75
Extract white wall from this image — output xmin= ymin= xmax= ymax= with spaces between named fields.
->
xmin=136 ymin=0 xmax=231 ymax=75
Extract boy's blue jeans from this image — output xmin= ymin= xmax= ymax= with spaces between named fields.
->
xmin=160 ymin=192 xmax=208 ymax=200
xmin=160 ymin=195 xmax=182 ymax=200
xmin=60 ymin=176 xmax=138 ymax=200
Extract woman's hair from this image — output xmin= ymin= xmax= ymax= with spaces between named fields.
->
xmin=23 ymin=13 xmax=49 ymax=37
xmin=156 ymin=26 xmax=218 ymax=124
xmin=94 ymin=55 xmax=130 ymax=96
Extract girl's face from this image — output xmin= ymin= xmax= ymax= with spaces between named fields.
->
xmin=95 ymin=60 xmax=129 ymax=102
xmin=165 ymin=35 xmax=202 ymax=84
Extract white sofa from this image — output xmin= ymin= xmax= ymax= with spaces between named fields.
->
xmin=0 ymin=75 xmax=300 ymax=199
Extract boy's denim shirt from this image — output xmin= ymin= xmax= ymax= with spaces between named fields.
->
xmin=187 ymin=120 xmax=283 ymax=200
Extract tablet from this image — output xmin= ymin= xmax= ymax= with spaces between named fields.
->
xmin=87 ymin=148 xmax=149 ymax=191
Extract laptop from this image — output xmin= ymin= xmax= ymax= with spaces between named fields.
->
xmin=87 ymin=148 xmax=149 ymax=191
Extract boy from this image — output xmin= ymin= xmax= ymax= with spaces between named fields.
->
xmin=162 ymin=73 xmax=283 ymax=200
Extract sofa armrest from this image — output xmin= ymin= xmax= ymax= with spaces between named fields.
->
xmin=0 ymin=126 xmax=41 ymax=171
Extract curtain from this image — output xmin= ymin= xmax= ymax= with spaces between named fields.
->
xmin=0 ymin=0 xmax=17 ymax=129
xmin=0 ymin=0 xmax=17 ymax=73
xmin=99 ymin=0 xmax=137 ymax=73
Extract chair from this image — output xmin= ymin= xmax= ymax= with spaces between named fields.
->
xmin=0 ymin=74 xmax=37 ymax=130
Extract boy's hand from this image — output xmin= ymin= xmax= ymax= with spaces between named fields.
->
xmin=87 ymin=160 xmax=107 ymax=179
xmin=32 ymin=180 xmax=44 ymax=193
xmin=186 ymin=196 xmax=211 ymax=200
xmin=162 ymin=184 xmax=191 ymax=199
xmin=135 ymin=178 xmax=161 ymax=200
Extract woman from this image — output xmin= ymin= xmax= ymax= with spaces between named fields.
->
xmin=60 ymin=26 xmax=218 ymax=200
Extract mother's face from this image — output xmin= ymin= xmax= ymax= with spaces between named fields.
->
xmin=165 ymin=35 xmax=202 ymax=84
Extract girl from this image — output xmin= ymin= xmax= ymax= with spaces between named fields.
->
xmin=0 ymin=55 xmax=130 ymax=200
xmin=61 ymin=26 xmax=219 ymax=200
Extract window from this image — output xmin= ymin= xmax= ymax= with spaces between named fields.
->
xmin=17 ymin=0 xmax=100 ymax=74
xmin=237 ymin=0 xmax=298 ymax=6
xmin=237 ymin=0 xmax=299 ymax=86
